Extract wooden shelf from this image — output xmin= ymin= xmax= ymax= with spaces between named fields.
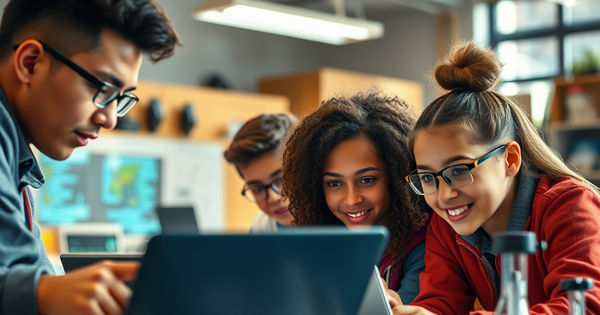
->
xmin=550 ymin=74 xmax=600 ymax=125
xmin=551 ymin=119 xmax=600 ymax=131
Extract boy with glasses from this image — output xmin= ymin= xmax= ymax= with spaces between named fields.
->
xmin=0 ymin=1 xmax=180 ymax=314
xmin=224 ymin=113 xmax=296 ymax=232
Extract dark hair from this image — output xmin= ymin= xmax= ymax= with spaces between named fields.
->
xmin=283 ymin=91 xmax=428 ymax=266
xmin=410 ymin=41 xmax=597 ymax=193
xmin=224 ymin=113 xmax=297 ymax=169
xmin=0 ymin=0 xmax=180 ymax=62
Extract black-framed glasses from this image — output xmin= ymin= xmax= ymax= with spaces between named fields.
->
xmin=405 ymin=145 xmax=507 ymax=196
xmin=12 ymin=41 xmax=138 ymax=117
xmin=241 ymin=177 xmax=283 ymax=203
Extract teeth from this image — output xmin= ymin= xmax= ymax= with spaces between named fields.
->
xmin=347 ymin=210 xmax=368 ymax=218
xmin=447 ymin=205 xmax=468 ymax=217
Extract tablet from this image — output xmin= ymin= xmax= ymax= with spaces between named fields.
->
xmin=156 ymin=206 xmax=200 ymax=235
xmin=358 ymin=265 xmax=394 ymax=315
xmin=126 ymin=227 xmax=389 ymax=315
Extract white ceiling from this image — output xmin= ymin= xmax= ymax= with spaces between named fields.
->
xmin=265 ymin=0 xmax=469 ymax=16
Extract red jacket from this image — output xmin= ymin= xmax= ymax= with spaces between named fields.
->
xmin=411 ymin=176 xmax=600 ymax=314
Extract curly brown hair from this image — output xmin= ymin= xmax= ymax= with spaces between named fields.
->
xmin=283 ymin=91 xmax=428 ymax=266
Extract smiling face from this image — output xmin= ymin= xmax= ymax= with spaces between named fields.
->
xmin=239 ymin=151 xmax=292 ymax=226
xmin=322 ymin=134 xmax=390 ymax=228
xmin=412 ymin=126 xmax=520 ymax=235
xmin=12 ymin=30 xmax=143 ymax=160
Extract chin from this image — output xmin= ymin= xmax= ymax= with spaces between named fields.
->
xmin=41 ymin=147 xmax=75 ymax=161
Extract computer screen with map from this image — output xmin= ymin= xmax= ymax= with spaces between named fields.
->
xmin=37 ymin=150 xmax=162 ymax=235
xmin=35 ymin=135 xmax=226 ymax=243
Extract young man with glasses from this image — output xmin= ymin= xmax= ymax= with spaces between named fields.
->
xmin=224 ymin=113 xmax=296 ymax=232
xmin=0 ymin=1 xmax=180 ymax=315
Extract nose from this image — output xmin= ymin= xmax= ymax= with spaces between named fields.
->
xmin=92 ymin=101 xmax=118 ymax=130
xmin=436 ymin=176 xmax=458 ymax=201
xmin=343 ymin=186 xmax=363 ymax=206
xmin=266 ymin=186 xmax=282 ymax=203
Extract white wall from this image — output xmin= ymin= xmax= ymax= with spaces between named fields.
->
xmin=140 ymin=0 xmax=328 ymax=92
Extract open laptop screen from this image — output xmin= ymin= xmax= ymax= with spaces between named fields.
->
xmin=126 ymin=227 xmax=388 ymax=315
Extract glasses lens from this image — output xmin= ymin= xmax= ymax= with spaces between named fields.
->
xmin=117 ymin=95 xmax=138 ymax=117
xmin=93 ymin=84 xmax=119 ymax=108
xmin=244 ymin=186 xmax=266 ymax=203
xmin=408 ymin=174 xmax=425 ymax=195
xmin=442 ymin=166 xmax=473 ymax=188
xmin=272 ymin=177 xmax=283 ymax=193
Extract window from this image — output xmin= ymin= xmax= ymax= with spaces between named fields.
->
xmin=487 ymin=0 xmax=600 ymax=127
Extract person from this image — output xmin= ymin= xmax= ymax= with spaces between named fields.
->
xmin=282 ymin=91 xmax=430 ymax=304
xmin=0 ymin=0 xmax=180 ymax=314
xmin=224 ymin=113 xmax=297 ymax=232
xmin=392 ymin=42 xmax=600 ymax=315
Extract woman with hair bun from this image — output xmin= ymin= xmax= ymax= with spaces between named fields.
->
xmin=391 ymin=42 xmax=600 ymax=314
xmin=283 ymin=91 xmax=431 ymax=304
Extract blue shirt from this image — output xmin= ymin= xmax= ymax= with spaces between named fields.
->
xmin=0 ymin=85 xmax=54 ymax=315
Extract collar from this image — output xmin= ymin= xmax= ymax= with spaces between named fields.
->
xmin=0 ymin=85 xmax=45 ymax=188
xmin=460 ymin=174 xmax=538 ymax=253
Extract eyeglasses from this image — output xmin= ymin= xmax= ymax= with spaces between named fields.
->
xmin=405 ymin=145 xmax=507 ymax=196
xmin=241 ymin=177 xmax=283 ymax=203
xmin=12 ymin=41 xmax=138 ymax=117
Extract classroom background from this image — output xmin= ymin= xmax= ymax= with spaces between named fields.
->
xmin=9 ymin=0 xmax=599 ymax=270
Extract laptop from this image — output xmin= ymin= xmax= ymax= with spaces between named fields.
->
xmin=60 ymin=253 xmax=144 ymax=289
xmin=155 ymin=206 xmax=200 ymax=235
xmin=125 ymin=227 xmax=389 ymax=315
xmin=357 ymin=266 xmax=394 ymax=315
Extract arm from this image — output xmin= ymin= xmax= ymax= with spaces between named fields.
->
xmin=397 ymin=242 xmax=426 ymax=304
xmin=408 ymin=216 xmax=479 ymax=315
xmin=0 ymin=119 xmax=53 ymax=315
xmin=523 ymin=181 xmax=600 ymax=315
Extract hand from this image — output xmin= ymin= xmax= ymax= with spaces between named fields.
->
xmin=392 ymin=305 xmax=437 ymax=315
xmin=37 ymin=260 xmax=140 ymax=315
xmin=381 ymin=278 xmax=402 ymax=308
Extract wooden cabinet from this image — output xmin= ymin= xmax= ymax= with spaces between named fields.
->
xmin=549 ymin=74 xmax=600 ymax=185
xmin=257 ymin=68 xmax=424 ymax=118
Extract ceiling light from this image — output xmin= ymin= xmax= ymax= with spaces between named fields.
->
xmin=193 ymin=0 xmax=384 ymax=45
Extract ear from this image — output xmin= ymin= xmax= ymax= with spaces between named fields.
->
xmin=504 ymin=141 xmax=521 ymax=177
xmin=13 ymin=40 xmax=47 ymax=84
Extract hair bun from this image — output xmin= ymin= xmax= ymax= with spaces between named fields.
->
xmin=433 ymin=42 xmax=503 ymax=92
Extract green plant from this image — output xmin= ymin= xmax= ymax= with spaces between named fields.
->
xmin=572 ymin=49 xmax=600 ymax=75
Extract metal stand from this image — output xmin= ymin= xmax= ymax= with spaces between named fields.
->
xmin=492 ymin=231 xmax=545 ymax=315
xmin=561 ymin=277 xmax=594 ymax=315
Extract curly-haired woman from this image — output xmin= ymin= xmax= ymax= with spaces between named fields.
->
xmin=282 ymin=91 xmax=431 ymax=303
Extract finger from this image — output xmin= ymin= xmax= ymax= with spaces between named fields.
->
xmin=392 ymin=305 xmax=426 ymax=315
xmin=108 ymin=278 xmax=134 ymax=309
xmin=380 ymin=277 xmax=388 ymax=288
xmin=95 ymin=268 xmax=126 ymax=315
xmin=108 ymin=261 xmax=141 ymax=281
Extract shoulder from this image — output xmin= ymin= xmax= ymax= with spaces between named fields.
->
xmin=531 ymin=176 xmax=600 ymax=235
xmin=249 ymin=211 xmax=278 ymax=233
xmin=0 ymin=100 xmax=18 ymax=168
xmin=533 ymin=176 xmax=598 ymax=211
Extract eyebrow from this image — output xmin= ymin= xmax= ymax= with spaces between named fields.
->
xmin=245 ymin=169 xmax=282 ymax=186
xmin=323 ymin=166 xmax=381 ymax=178
xmin=97 ymin=71 xmax=136 ymax=92
xmin=417 ymin=155 xmax=477 ymax=171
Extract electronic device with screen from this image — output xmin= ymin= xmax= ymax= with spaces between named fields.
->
xmin=125 ymin=227 xmax=389 ymax=315
xmin=357 ymin=265 xmax=394 ymax=315
xmin=58 ymin=223 xmax=125 ymax=253
xmin=156 ymin=206 xmax=200 ymax=235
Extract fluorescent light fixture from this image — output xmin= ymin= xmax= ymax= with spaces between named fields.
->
xmin=193 ymin=0 xmax=384 ymax=45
